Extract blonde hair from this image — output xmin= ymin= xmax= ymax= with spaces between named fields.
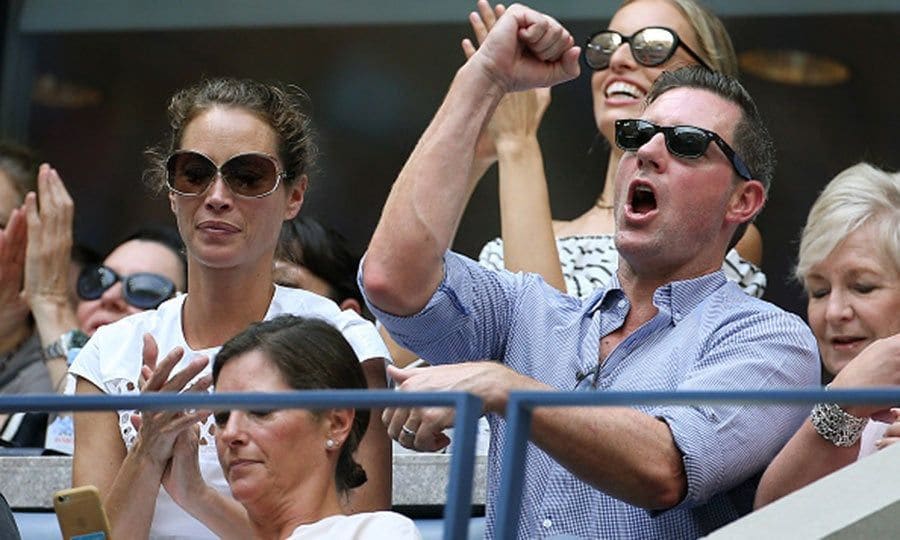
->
xmin=621 ymin=0 xmax=739 ymax=77
xmin=796 ymin=163 xmax=900 ymax=287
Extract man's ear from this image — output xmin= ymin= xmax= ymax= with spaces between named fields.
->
xmin=284 ymin=174 xmax=307 ymax=220
xmin=726 ymin=179 xmax=766 ymax=226
xmin=339 ymin=298 xmax=362 ymax=315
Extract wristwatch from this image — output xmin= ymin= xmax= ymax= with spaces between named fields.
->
xmin=810 ymin=402 xmax=869 ymax=447
xmin=43 ymin=330 xmax=89 ymax=361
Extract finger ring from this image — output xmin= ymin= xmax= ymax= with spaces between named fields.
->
xmin=401 ymin=425 xmax=417 ymax=438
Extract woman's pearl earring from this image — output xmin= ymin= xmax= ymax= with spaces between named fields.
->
xmin=325 ymin=438 xmax=336 ymax=450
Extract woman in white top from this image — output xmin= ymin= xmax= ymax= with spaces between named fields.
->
xmin=203 ymin=315 xmax=419 ymax=540
xmin=755 ymin=163 xmax=900 ymax=507
xmin=70 ymin=78 xmax=391 ymax=539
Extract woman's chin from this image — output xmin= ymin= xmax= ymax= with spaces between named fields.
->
xmin=229 ymin=481 xmax=264 ymax=506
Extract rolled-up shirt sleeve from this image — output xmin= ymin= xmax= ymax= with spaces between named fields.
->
xmin=649 ymin=309 xmax=820 ymax=515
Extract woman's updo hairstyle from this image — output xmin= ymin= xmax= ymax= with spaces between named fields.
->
xmin=144 ymin=77 xmax=317 ymax=194
xmin=214 ymin=315 xmax=369 ymax=493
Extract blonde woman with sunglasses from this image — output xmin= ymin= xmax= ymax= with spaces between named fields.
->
xmin=469 ymin=0 xmax=764 ymax=298
xmin=70 ymin=78 xmax=391 ymax=540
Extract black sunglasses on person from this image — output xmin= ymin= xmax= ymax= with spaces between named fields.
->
xmin=615 ymin=119 xmax=753 ymax=180
xmin=584 ymin=26 xmax=712 ymax=71
xmin=76 ymin=265 xmax=177 ymax=309
xmin=165 ymin=150 xmax=286 ymax=198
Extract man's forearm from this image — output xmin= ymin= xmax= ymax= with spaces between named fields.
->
xmin=529 ymin=404 xmax=687 ymax=509
xmin=481 ymin=367 xmax=687 ymax=510
xmin=364 ymin=62 xmax=505 ymax=316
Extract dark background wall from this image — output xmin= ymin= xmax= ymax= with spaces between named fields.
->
xmin=6 ymin=10 xmax=900 ymax=320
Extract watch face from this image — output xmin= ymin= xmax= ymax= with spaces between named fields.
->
xmin=70 ymin=330 xmax=89 ymax=349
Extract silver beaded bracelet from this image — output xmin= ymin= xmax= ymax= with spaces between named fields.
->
xmin=810 ymin=402 xmax=869 ymax=448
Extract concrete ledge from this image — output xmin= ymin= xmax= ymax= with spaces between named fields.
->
xmin=705 ymin=443 xmax=900 ymax=539
xmin=392 ymin=453 xmax=487 ymax=506
xmin=1 ymin=456 xmax=71 ymax=509
xmin=1 ymin=453 xmax=487 ymax=509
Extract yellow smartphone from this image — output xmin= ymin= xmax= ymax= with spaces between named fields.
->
xmin=52 ymin=486 xmax=112 ymax=540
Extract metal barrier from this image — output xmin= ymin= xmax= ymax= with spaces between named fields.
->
xmin=0 ymin=390 xmax=482 ymax=540
xmin=3 ymin=387 xmax=900 ymax=539
xmin=495 ymin=388 xmax=900 ymax=539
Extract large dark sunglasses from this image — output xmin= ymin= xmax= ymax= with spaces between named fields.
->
xmin=584 ymin=26 xmax=711 ymax=71
xmin=165 ymin=150 xmax=286 ymax=198
xmin=615 ymin=119 xmax=753 ymax=180
xmin=77 ymin=265 xmax=176 ymax=309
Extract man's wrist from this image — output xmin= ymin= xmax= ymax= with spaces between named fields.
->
xmin=458 ymin=61 xmax=507 ymax=103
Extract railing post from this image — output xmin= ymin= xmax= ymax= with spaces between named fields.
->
xmin=494 ymin=394 xmax=532 ymax=539
xmin=442 ymin=393 xmax=482 ymax=540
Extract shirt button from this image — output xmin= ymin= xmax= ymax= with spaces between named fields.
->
xmin=673 ymin=311 xmax=682 ymax=321
xmin=542 ymin=518 xmax=553 ymax=529
xmin=617 ymin=300 xmax=626 ymax=308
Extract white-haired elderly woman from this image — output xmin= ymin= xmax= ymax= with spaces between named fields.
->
xmin=755 ymin=162 xmax=900 ymax=508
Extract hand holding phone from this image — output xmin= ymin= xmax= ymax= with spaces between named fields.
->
xmin=53 ymin=486 xmax=111 ymax=540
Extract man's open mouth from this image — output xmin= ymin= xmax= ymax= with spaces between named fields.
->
xmin=630 ymin=184 xmax=657 ymax=214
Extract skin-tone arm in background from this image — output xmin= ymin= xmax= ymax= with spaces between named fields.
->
xmin=23 ymin=164 xmax=81 ymax=389
xmin=365 ymin=5 xmax=686 ymax=510
xmin=464 ymin=1 xmax=563 ymax=292
xmin=0 ymin=205 xmax=30 ymax=428
xmin=347 ymin=359 xmax=392 ymax=511
xmin=755 ymin=334 xmax=900 ymax=508
xmin=735 ymin=223 xmax=763 ymax=267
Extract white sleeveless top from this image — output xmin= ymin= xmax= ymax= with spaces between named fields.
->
xmin=479 ymin=234 xmax=767 ymax=299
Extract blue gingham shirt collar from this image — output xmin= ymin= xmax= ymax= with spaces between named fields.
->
xmin=585 ymin=270 xmax=728 ymax=323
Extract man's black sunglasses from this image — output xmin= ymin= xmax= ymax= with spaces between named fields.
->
xmin=615 ymin=119 xmax=753 ymax=180
xmin=77 ymin=264 xmax=176 ymax=309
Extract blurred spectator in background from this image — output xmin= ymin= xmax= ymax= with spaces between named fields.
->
xmin=275 ymin=215 xmax=367 ymax=317
xmin=0 ymin=140 xmax=186 ymax=449
xmin=75 ymin=226 xmax=186 ymax=336
xmin=0 ymin=143 xmax=71 ymax=398
xmin=43 ymin=225 xmax=186 ymax=453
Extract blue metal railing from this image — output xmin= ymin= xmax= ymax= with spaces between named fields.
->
xmin=0 ymin=390 xmax=482 ymax=540
xmin=494 ymin=388 xmax=900 ymax=539
xmin=3 ymin=387 xmax=900 ymax=539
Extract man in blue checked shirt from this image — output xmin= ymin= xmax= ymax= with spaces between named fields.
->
xmin=362 ymin=5 xmax=819 ymax=539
